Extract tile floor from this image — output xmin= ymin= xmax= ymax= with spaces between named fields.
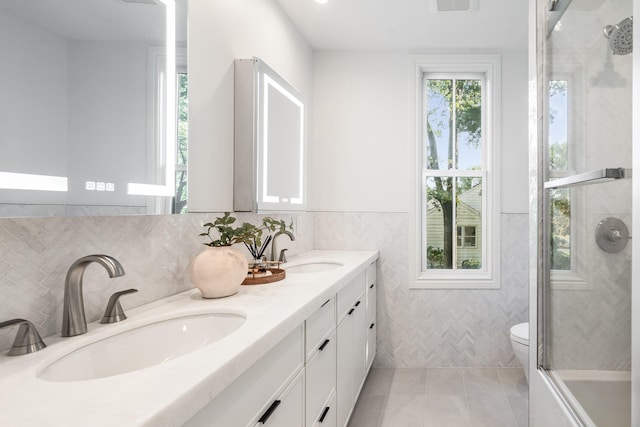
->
xmin=348 ymin=367 xmax=528 ymax=427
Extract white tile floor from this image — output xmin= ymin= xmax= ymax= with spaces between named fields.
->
xmin=348 ymin=367 xmax=528 ymax=427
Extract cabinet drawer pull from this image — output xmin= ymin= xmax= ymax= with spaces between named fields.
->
xmin=348 ymin=308 xmax=355 ymax=316
xmin=355 ymin=300 xmax=361 ymax=307
xmin=369 ymin=323 xmax=375 ymax=329
xmin=258 ymin=400 xmax=281 ymax=424
xmin=369 ymin=283 xmax=375 ymax=289
xmin=318 ymin=339 xmax=330 ymax=351
xmin=320 ymin=299 xmax=330 ymax=308
xmin=319 ymin=406 xmax=331 ymax=423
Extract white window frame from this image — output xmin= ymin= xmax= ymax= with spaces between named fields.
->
xmin=409 ymin=54 xmax=501 ymax=289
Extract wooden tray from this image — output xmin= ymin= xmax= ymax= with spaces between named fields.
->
xmin=242 ymin=268 xmax=286 ymax=285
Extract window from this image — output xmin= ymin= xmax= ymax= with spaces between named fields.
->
xmin=457 ymin=226 xmax=477 ymax=248
xmin=410 ymin=54 xmax=500 ymax=289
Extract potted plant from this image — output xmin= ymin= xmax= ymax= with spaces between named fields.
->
xmin=189 ymin=213 xmax=291 ymax=298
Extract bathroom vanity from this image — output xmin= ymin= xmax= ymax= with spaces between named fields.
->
xmin=0 ymin=250 xmax=377 ymax=427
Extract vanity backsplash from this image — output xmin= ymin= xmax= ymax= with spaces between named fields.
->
xmin=0 ymin=212 xmax=314 ymax=352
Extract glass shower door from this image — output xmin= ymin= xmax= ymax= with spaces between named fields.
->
xmin=540 ymin=0 xmax=632 ymax=425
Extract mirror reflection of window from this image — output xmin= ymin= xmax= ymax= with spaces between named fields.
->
xmin=548 ymin=80 xmax=571 ymax=271
xmin=174 ymin=71 xmax=188 ymax=214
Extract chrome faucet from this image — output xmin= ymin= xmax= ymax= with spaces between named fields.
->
xmin=270 ymin=230 xmax=295 ymax=262
xmin=0 ymin=319 xmax=46 ymax=355
xmin=62 ymin=255 xmax=125 ymax=337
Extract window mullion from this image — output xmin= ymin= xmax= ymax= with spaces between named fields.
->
xmin=452 ymin=78 xmax=457 ymax=172
xmin=452 ymin=175 xmax=458 ymax=270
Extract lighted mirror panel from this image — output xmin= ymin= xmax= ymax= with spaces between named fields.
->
xmin=0 ymin=0 xmax=187 ymax=217
xmin=234 ymin=57 xmax=306 ymax=213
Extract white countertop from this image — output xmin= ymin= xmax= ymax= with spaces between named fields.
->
xmin=0 ymin=250 xmax=378 ymax=427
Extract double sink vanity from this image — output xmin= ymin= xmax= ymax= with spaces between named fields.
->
xmin=0 ymin=250 xmax=378 ymax=427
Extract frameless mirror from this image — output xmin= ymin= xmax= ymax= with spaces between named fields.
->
xmin=0 ymin=0 xmax=187 ymax=217
xmin=234 ymin=57 xmax=306 ymax=213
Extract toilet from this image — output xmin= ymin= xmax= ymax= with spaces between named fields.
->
xmin=510 ymin=322 xmax=529 ymax=382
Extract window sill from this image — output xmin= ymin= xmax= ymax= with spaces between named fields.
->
xmin=411 ymin=274 xmax=500 ymax=290
xmin=550 ymin=271 xmax=590 ymax=290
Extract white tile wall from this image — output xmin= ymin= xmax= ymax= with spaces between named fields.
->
xmin=314 ymin=212 xmax=529 ymax=367
xmin=0 ymin=212 xmax=314 ymax=352
xmin=0 ymin=211 xmax=530 ymax=368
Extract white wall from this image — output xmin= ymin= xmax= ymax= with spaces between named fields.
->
xmin=311 ymin=52 xmax=409 ymax=212
xmin=188 ymin=0 xmax=314 ymax=212
xmin=311 ymin=50 xmax=529 ymax=214
xmin=501 ymin=51 xmax=530 ymax=214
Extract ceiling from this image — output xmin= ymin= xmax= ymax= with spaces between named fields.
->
xmin=274 ymin=0 xmax=529 ymax=51
xmin=0 ymin=0 xmax=187 ymax=43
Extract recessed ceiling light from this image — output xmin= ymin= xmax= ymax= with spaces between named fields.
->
xmin=314 ymin=0 xmax=329 ymax=4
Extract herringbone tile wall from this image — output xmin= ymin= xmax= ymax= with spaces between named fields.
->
xmin=314 ymin=212 xmax=529 ymax=367
xmin=0 ymin=212 xmax=314 ymax=353
xmin=4 ymin=208 xmax=626 ymax=369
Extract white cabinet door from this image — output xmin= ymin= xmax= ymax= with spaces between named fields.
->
xmin=365 ymin=261 xmax=377 ymax=373
xmin=306 ymin=331 xmax=336 ymax=426
xmin=336 ymin=312 xmax=354 ymax=427
xmin=335 ymin=262 xmax=376 ymax=427
xmin=365 ymin=262 xmax=376 ymax=323
xmin=336 ymin=292 xmax=366 ymax=427
xmin=254 ymin=370 xmax=305 ymax=427
xmin=311 ymin=391 xmax=337 ymax=427
xmin=352 ymin=297 xmax=367 ymax=402
xmin=366 ymin=321 xmax=376 ymax=372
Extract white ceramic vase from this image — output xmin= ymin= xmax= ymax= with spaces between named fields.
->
xmin=189 ymin=246 xmax=248 ymax=298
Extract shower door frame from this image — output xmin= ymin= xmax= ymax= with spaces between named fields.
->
xmin=530 ymin=0 xmax=637 ymax=425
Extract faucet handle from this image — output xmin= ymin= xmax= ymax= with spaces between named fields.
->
xmin=278 ymin=249 xmax=289 ymax=263
xmin=100 ymin=289 xmax=138 ymax=324
xmin=0 ymin=319 xmax=47 ymax=356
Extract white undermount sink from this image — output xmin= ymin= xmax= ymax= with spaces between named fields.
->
xmin=37 ymin=313 xmax=246 ymax=382
xmin=285 ymin=262 xmax=343 ymax=274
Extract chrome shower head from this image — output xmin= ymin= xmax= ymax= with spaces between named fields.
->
xmin=603 ymin=17 xmax=633 ymax=55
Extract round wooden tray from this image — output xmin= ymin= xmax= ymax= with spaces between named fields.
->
xmin=242 ymin=268 xmax=286 ymax=285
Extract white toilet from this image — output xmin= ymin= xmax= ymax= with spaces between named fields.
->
xmin=509 ymin=322 xmax=529 ymax=382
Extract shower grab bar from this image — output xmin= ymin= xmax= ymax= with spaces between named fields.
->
xmin=544 ymin=167 xmax=630 ymax=189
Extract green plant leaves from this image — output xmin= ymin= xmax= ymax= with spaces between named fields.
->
xmin=200 ymin=213 xmax=293 ymax=248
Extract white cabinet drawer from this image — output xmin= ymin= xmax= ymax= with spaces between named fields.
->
xmin=311 ymin=391 xmax=337 ymax=427
xmin=254 ymin=369 xmax=305 ymax=427
xmin=306 ymin=331 xmax=336 ymax=426
xmin=184 ymin=325 xmax=304 ymax=427
xmin=306 ymin=296 xmax=336 ymax=361
xmin=337 ymin=272 xmax=365 ymax=322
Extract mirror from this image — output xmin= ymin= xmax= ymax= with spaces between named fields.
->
xmin=234 ymin=57 xmax=306 ymax=213
xmin=0 ymin=0 xmax=187 ymax=217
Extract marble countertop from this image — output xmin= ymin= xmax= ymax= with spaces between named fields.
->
xmin=0 ymin=250 xmax=378 ymax=427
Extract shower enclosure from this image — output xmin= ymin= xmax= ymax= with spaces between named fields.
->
xmin=531 ymin=0 xmax=633 ymax=425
